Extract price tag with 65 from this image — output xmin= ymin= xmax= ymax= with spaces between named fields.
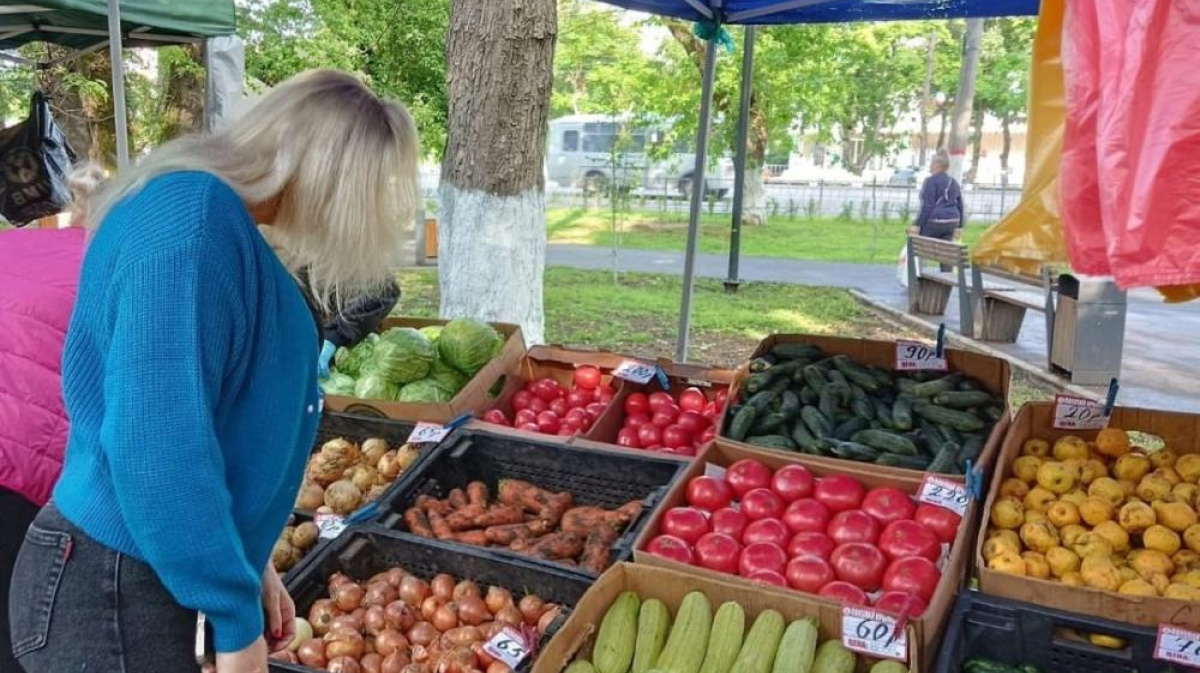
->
xmin=1155 ymin=625 xmax=1200 ymax=667
xmin=842 ymin=606 xmax=907 ymax=660
xmin=614 ymin=360 xmax=657 ymax=384
xmin=483 ymin=629 xmax=531 ymax=668
xmin=407 ymin=422 xmax=451 ymax=445
xmin=894 ymin=340 xmax=948 ymax=372
xmin=1052 ymin=394 xmax=1109 ymax=430
xmin=917 ymin=475 xmax=970 ymax=516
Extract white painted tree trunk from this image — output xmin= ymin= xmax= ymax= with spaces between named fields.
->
xmin=742 ymin=165 xmax=768 ymax=226
xmin=438 ymin=185 xmax=546 ymax=344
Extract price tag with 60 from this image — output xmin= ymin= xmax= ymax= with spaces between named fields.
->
xmin=1155 ymin=625 xmax=1200 ymax=667
xmin=1052 ymin=394 xmax=1109 ymax=430
xmin=613 ymin=360 xmax=657 ymax=384
xmin=842 ymin=606 xmax=907 ymax=660
xmin=407 ymin=422 xmax=451 ymax=445
xmin=894 ymin=340 xmax=948 ymax=372
xmin=917 ymin=475 xmax=970 ymax=516
xmin=313 ymin=512 xmax=347 ymax=540
xmin=482 ymin=629 xmax=531 ymax=669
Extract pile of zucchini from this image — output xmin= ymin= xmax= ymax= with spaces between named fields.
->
xmin=722 ymin=343 xmax=1005 ymax=475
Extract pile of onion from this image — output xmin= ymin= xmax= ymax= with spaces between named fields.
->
xmin=270 ymin=568 xmax=561 ymax=673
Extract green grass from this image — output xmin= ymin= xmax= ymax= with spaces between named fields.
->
xmin=547 ymin=207 xmax=990 ymax=265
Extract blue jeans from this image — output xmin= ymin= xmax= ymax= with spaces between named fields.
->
xmin=8 ymin=504 xmax=198 ymax=673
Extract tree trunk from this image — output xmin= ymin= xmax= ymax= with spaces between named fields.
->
xmin=439 ymin=0 xmax=556 ymax=345
xmin=919 ymin=32 xmax=936 ymax=167
xmin=157 ymin=45 xmax=206 ymax=143
xmin=742 ymin=104 xmax=768 ymax=226
xmin=936 ymin=108 xmax=948 ymax=152
xmin=965 ymin=108 xmax=983 ymax=184
xmin=947 ymin=18 xmax=984 ymax=180
xmin=1000 ymin=115 xmax=1012 ymax=174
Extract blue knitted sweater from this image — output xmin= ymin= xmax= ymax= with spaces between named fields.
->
xmin=54 ymin=172 xmax=321 ymax=653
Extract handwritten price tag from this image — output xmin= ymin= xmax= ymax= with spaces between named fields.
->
xmin=917 ymin=475 xmax=970 ymax=516
xmin=842 ymin=606 xmax=907 ymax=660
xmin=894 ymin=340 xmax=948 ymax=372
xmin=1052 ymin=394 xmax=1109 ymax=430
xmin=314 ymin=512 xmax=346 ymax=540
xmin=483 ymin=629 xmax=531 ymax=669
xmin=613 ymin=360 xmax=657 ymax=384
xmin=1155 ymin=625 xmax=1200 ymax=666
xmin=407 ymin=422 xmax=451 ymax=444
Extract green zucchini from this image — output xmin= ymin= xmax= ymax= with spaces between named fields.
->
xmin=810 ymin=641 xmax=855 ymax=673
xmin=875 ymin=453 xmax=932 ymax=470
xmin=800 ymin=406 xmax=833 ymax=439
xmin=933 ymin=390 xmax=995 ymax=408
xmin=633 ymin=599 xmax=671 ymax=673
xmin=746 ymin=435 xmax=796 ymax=451
xmin=913 ymin=401 xmax=985 ymax=432
xmin=770 ymin=619 xmax=817 ymax=673
xmin=697 ymin=602 xmax=745 ymax=673
xmin=912 ymin=373 xmax=964 ymax=398
xmin=852 ymin=429 xmax=919 ymax=456
xmin=727 ymin=405 xmax=757 ymax=441
xmin=832 ymin=416 xmax=872 ymax=441
xmin=729 ymin=610 xmax=784 ymax=673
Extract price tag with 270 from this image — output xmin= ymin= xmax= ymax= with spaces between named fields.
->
xmin=894 ymin=340 xmax=948 ymax=372
xmin=1052 ymin=394 xmax=1109 ymax=430
xmin=483 ymin=629 xmax=531 ymax=668
xmin=1155 ymin=625 xmax=1200 ymax=667
xmin=614 ymin=360 xmax=657 ymax=384
xmin=842 ymin=606 xmax=907 ymax=660
xmin=917 ymin=475 xmax=970 ymax=516
xmin=313 ymin=512 xmax=347 ymax=540
xmin=407 ymin=422 xmax=451 ymax=444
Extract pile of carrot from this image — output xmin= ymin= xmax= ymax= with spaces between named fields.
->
xmin=403 ymin=479 xmax=642 ymax=573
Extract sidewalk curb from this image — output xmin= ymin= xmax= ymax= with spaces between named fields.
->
xmin=849 ymin=289 xmax=1103 ymax=401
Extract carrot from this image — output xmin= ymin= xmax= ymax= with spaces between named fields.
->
xmin=537 ymin=493 xmax=574 ymax=526
xmin=614 ymin=500 xmax=643 ymax=524
xmin=467 ymin=481 xmax=489 ymax=507
xmin=404 ymin=508 xmax=435 ymax=538
xmin=445 ymin=505 xmax=486 ymax=531
xmin=452 ymin=530 xmax=489 ymax=546
xmin=484 ymin=520 xmax=552 ymax=545
xmin=474 ymin=505 xmax=524 ymax=528
xmin=448 ymin=488 xmax=469 ymax=510
xmin=522 ymin=531 xmax=585 ymax=560
xmin=580 ymin=526 xmax=619 ymax=574
xmin=428 ymin=511 xmax=453 ymax=540
xmin=561 ymin=506 xmax=612 ymax=534
xmin=417 ymin=495 xmax=452 ymax=516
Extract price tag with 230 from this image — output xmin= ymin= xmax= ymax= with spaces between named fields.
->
xmin=917 ymin=474 xmax=970 ymax=516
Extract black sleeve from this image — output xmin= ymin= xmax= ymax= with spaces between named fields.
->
xmin=322 ymin=279 xmax=401 ymax=348
xmin=913 ymin=177 xmax=935 ymax=232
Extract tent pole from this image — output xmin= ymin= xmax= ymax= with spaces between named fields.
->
xmin=107 ymin=0 xmax=130 ymax=170
xmin=675 ymin=36 xmax=719 ymax=364
xmin=725 ymin=25 xmax=755 ymax=294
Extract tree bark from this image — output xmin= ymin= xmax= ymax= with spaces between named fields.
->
xmin=157 ymin=45 xmax=206 ymax=143
xmin=742 ymin=101 xmax=768 ymax=226
xmin=965 ymin=108 xmax=983 ymax=184
xmin=947 ymin=18 xmax=984 ymax=180
xmin=1000 ymin=115 xmax=1012 ymax=174
xmin=936 ymin=108 xmax=948 ymax=152
xmin=439 ymin=0 xmax=556 ymax=344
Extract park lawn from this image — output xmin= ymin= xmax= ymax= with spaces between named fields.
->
xmin=546 ymin=207 xmax=990 ymax=265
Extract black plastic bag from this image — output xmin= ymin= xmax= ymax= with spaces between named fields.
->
xmin=0 ymin=92 xmax=76 ymax=224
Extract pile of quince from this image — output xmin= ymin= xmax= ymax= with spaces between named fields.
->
xmin=985 ymin=429 xmax=1200 ymax=600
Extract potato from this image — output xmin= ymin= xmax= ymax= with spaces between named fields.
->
xmin=272 ymin=539 xmax=297 ymax=572
xmin=292 ymin=521 xmax=320 ymax=550
xmin=325 ymin=479 xmax=363 ymax=515
xmin=1024 ymin=487 xmax=1058 ymax=513
xmin=1046 ymin=546 xmax=1081 ymax=578
xmin=1144 ymin=525 xmax=1182 ymax=556
xmin=1119 ymin=501 xmax=1157 ymax=534
xmin=1172 ymin=550 xmax=1200 ymax=572
xmin=1093 ymin=521 xmax=1130 ymax=553
xmin=1095 ymin=428 xmax=1131 ymax=458
xmin=1020 ymin=520 xmax=1060 ymax=553
xmin=1175 ymin=454 xmax=1200 ymax=484
xmin=1088 ymin=477 xmax=1125 ymax=506
xmin=1173 ymin=483 xmax=1199 ymax=506
xmin=1113 ymin=453 xmax=1152 ymax=482
xmin=1037 ymin=461 xmax=1079 ymax=495
xmin=1164 ymin=583 xmax=1200 ymax=600
xmin=1025 ymin=510 xmax=1049 ymax=525
xmin=1053 ymin=436 xmax=1089 ymax=461
xmin=1080 ymin=459 xmax=1109 ymax=486
xmin=1130 ymin=549 xmax=1175 ymax=579
xmin=983 ymin=534 xmax=1021 ymax=561
xmin=1061 ymin=489 xmax=1088 ymax=507
xmin=1022 ymin=438 xmax=1051 ymax=457
xmin=991 ymin=496 xmax=1025 ymax=530
xmin=1081 ymin=556 xmax=1122 ymax=592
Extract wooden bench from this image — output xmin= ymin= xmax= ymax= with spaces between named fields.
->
xmin=906 ymin=236 xmax=974 ymax=336
xmin=970 ymin=265 xmax=1057 ymax=345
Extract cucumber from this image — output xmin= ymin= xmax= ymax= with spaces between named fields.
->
xmin=872 ymin=398 xmax=897 ymax=429
xmin=727 ymin=406 xmax=757 ymax=441
xmin=633 ymin=599 xmax=671 ymax=673
xmin=594 ymin=591 xmax=640 ymax=673
xmin=826 ymin=369 xmax=850 ymax=390
xmin=892 ymin=396 xmax=914 ymax=431
xmin=798 ymin=386 xmax=818 ymax=406
xmin=745 ymin=389 xmax=779 ymax=413
xmin=800 ymin=406 xmax=833 ymax=439
xmin=876 ymin=453 xmax=932 ymax=470
xmin=895 ymin=378 xmax=918 ymax=395
xmin=913 ymin=401 xmax=985 ymax=432
xmin=778 ymin=390 xmax=801 ymax=421
xmin=912 ymin=373 xmax=964 ymax=398
xmin=830 ymin=355 xmax=881 ymax=392
xmin=751 ymin=413 xmax=786 ymax=435
xmin=832 ymin=416 xmax=872 ymax=441
xmin=769 ymin=343 xmax=823 ymax=360
xmin=981 ymin=405 xmax=1005 ymax=422
xmin=801 ymin=366 xmax=829 ymax=395
xmin=697 ymin=602 xmax=745 ymax=673
xmin=927 ymin=441 xmax=962 ymax=474
xmin=818 ymin=388 xmax=840 ymax=419
xmin=744 ymin=371 xmax=775 ymax=395
xmin=827 ymin=440 xmax=879 ymax=461
xmin=851 ymin=396 xmax=875 ymax=421
xmin=789 ymin=422 xmax=823 ymax=454
xmin=852 ymin=429 xmax=919 ymax=456
xmin=933 ymin=390 xmax=995 ymax=408
xmin=748 ymin=357 xmax=776 ymax=373
xmin=958 ymin=434 xmax=986 ymax=469
xmin=868 ymin=366 xmax=894 ymax=389
xmin=746 ymin=435 xmax=796 ymax=451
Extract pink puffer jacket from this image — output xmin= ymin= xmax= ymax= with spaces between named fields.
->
xmin=0 ymin=226 xmax=84 ymax=506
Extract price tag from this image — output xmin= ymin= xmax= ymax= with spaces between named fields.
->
xmin=704 ymin=463 xmax=727 ymax=479
xmin=1052 ymin=394 xmax=1109 ymax=430
xmin=482 ymin=629 xmax=531 ymax=669
xmin=917 ymin=475 xmax=971 ymax=516
xmin=314 ymin=512 xmax=347 ymax=540
xmin=842 ymin=606 xmax=907 ymax=661
xmin=1155 ymin=625 xmax=1200 ymax=666
xmin=894 ymin=340 xmax=948 ymax=372
xmin=407 ymin=422 xmax=451 ymax=444
xmin=614 ymin=360 xmax=657 ymax=384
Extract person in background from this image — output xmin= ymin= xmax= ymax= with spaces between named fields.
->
xmin=314 ymin=274 xmax=401 ymax=378
xmin=0 ymin=161 xmax=100 ymax=673
xmin=910 ymin=150 xmax=965 ymax=242
xmin=9 ymin=70 xmax=420 ymax=673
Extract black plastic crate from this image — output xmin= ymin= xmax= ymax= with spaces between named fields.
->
xmin=935 ymin=590 xmax=1174 ymax=673
xmin=379 ymin=427 xmax=688 ymax=576
xmin=272 ymin=526 xmax=592 ymax=673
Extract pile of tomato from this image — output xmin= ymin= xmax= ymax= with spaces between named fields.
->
xmin=643 ymin=458 xmax=962 ymax=616
xmin=482 ymin=366 xmax=615 ymax=437
xmin=613 ymin=386 xmax=727 ymax=456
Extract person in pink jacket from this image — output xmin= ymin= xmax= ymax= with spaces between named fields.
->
xmin=0 ymin=162 xmax=99 ymax=673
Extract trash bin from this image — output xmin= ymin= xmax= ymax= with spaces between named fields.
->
xmin=1049 ymin=274 xmax=1127 ymax=386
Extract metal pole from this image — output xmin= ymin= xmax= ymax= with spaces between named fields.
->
xmin=675 ymin=38 xmax=719 ymax=364
xmin=107 ymin=0 xmax=130 ymax=170
xmin=725 ymin=26 xmax=755 ymax=294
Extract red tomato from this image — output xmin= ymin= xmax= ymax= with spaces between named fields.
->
xmin=711 ymin=508 xmax=748 ymax=539
xmin=518 ymin=423 xmax=541 ymax=433
xmin=661 ymin=507 xmax=710 ymax=545
xmin=644 ymin=444 xmax=664 ymax=452
xmin=624 ymin=393 xmax=650 ymax=416
xmin=524 ymin=379 xmax=540 ymax=393
xmin=813 ymin=475 xmax=866 ymax=513
xmin=878 ymin=520 xmax=941 ymax=563
xmin=746 ymin=570 xmax=788 ymax=588
xmin=861 ymin=487 xmax=917 ymax=525
xmin=662 ymin=425 xmax=691 ymax=449
xmin=698 ymin=426 xmax=717 ymax=445
xmin=573 ymin=366 xmax=602 ymax=390
xmin=738 ymin=542 xmax=787 ymax=577
xmin=549 ymin=398 xmax=570 ymax=417
xmin=700 ymin=401 xmax=720 ymax=422
xmin=616 ymin=428 xmax=640 ymax=449
xmin=624 ymin=413 xmax=651 ymax=430
xmin=714 ymin=388 xmax=729 ymax=408
xmin=740 ymin=488 xmax=784 ymax=521
xmin=678 ymin=387 xmax=707 ymax=413
xmin=651 ymin=408 xmax=679 ymax=428
xmin=829 ymin=543 xmax=887 ymax=592
xmin=873 ymin=591 xmax=928 ymax=618
xmin=786 ymin=531 xmax=836 ymax=561
xmin=694 ymin=533 xmax=741 ymax=574
xmin=511 ymin=390 xmax=534 ymax=412
xmin=482 ymin=409 xmax=511 ymax=426
xmin=637 ymin=424 xmax=663 ymax=447
xmin=742 ymin=518 xmax=789 ymax=547
xmin=670 ymin=444 xmax=699 ymax=457
xmin=685 ymin=476 xmax=733 ymax=512
xmin=514 ymin=409 xmax=538 ymax=426
xmin=782 ymin=498 xmax=831 ymax=534
xmin=725 ymin=459 xmax=772 ymax=498
xmin=527 ymin=397 xmax=549 ymax=414
xmin=598 ymin=391 xmax=615 ymax=404
xmin=648 ymin=391 xmax=675 ymax=413
xmin=585 ymin=402 xmax=609 ymax=421
xmin=557 ymin=426 xmax=575 ymax=437
xmin=676 ymin=411 xmax=707 ymax=436
xmin=817 ymin=581 xmax=869 ymax=606
xmin=534 ymin=378 xmax=561 ymax=402
xmin=565 ymin=408 xmax=591 ymax=429
xmin=536 ymin=411 xmax=561 ymax=434
xmin=785 ymin=556 xmax=835 ymax=593
xmin=770 ymin=465 xmax=815 ymax=503
xmin=882 ymin=556 xmax=941 ymax=603
xmin=914 ymin=504 xmax=962 ymax=544
xmin=645 ymin=535 xmax=694 ymax=565
xmin=566 ymin=389 xmax=593 ymax=409
xmin=596 ymin=382 xmax=616 ymax=398
xmin=827 ymin=510 xmax=882 ymax=546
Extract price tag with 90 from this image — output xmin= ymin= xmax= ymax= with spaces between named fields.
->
xmin=1155 ymin=625 xmax=1200 ymax=667
xmin=1052 ymin=394 xmax=1109 ymax=430
xmin=842 ymin=607 xmax=907 ymax=660
xmin=614 ymin=360 xmax=657 ymax=384
xmin=483 ymin=629 xmax=531 ymax=668
xmin=407 ymin=422 xmax=451 ymax=445
xmin=894 ymin=340 xmax=948 ymax=372
xmin=313 ymin=512 xmax=347 ymax=540
xmin=917 ymin=475 xmax=970 ymax=516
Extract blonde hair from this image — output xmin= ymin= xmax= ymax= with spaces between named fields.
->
xmin=87 ymin=70 xmax=421 ymax=310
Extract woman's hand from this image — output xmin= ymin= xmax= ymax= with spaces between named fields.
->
xmin=262 ymin=565 xmax=296 ymax=653
xmin=202 ymin=636 xmax=269 ymax=673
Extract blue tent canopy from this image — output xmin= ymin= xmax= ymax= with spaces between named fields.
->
xmin=591 ymin=0 xmax=1038 ymax=24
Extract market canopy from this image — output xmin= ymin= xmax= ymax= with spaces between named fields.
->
xmin=0 ymin=1 xmax=234 ymax=50
xmin=589 ymin=0 xmax=1039 ymax=24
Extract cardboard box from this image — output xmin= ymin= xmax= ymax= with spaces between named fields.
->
xmin=721 ymin=334 xmax=1012 ymax=482
xmin=323 ymin=317 xmax=525 ymax=423
xmin=976 ymin=402 xmax=1200 ymax=628
xmin=633 ymin=440 xmax=975 ymax=668
xmin=533 ymin=562 xmax=920 ymax=673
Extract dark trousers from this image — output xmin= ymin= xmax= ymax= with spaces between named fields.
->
xmin=0 ymin=488 xmax=38 ymax=673
xmin=8 ymin=504 xmax=198 ymax=673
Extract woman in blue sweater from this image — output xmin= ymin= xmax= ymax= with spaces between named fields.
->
xmin=8 ymin=70 xmax=420 ymax=673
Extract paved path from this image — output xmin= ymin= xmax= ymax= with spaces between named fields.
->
xmin=545 ymin=244 xmax=1200 ymax=412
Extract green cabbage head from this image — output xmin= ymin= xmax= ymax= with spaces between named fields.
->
xmin=429 ymin=359 xmax=469 ymax=396
xmin=354 ymin=371 xmax=400 ymax=401
xmin=320 ymin=371 xmax=357 ymax=396
xmin=334 ymin=337 xmax=376 ymax=377
xmin=372 ymin=327 xmax=435 ymax=384
xmin=419 ymin=326 xmax=443 ymax=342
xmin=397 ymin=378 xmax=454 ymax=403
xmin=437 ymin=318 xmax=503 ymax=376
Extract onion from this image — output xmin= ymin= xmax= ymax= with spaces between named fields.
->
xmin=367 ymin=582 xmax=401 ymax=608
xmin=422 ymin=596 xmax=446 ymax=622
xmin=442 ymin=627 xmax=483 ymax=649
xmin=383 ymin=652 xmax=412 ymax=673
xmin=333 ymin=614 xmax=364 ymax=634
xmin=456 ymin=597 xmax=489 ymax=627
xmin=453 ymin=580 xmax=481 ymax=600
xmin=471 ymin=642 xmax=496 ymax=669
xmin=387 ymin=567 xmax=409 ymax=589
xmin=270 ymin=650 xmax=300 ymax=663
xmin=487 ymin=662 xmax=512 ymax=673
xmin=298 ymin=638 xmax=328 ymax=668
xmin=364 ymin=606 xmax=388 ymax=635
xmin=479 ymin=623 xmax=504 ymax=640
xmin=518 ymin=596 xmax=545 ymax=625
xmin=309 ymin=599 xmax=339 ymax=636
xmin=289 ymin=617 xmax=315 ymax=651
xmin=329 ymin=572 xmax=354 ymax=592
xmin=364 ymin=437 xmax=390 ymax=465
xmin=402 ymin=664 xmax=428 ymax=673
xmin=325 ymin=626 xmax=366 ymax=660
xmin=436 ymin=647 xmax=475 ymax=673
xmin=334 ymin=582 xmax=367 ymax=612
xmin=329 ymin=657 xmax=363 ymax=673
xmin=379 ymin=451 xmax=402 ymax=480
xmin=376 ymin=629 xmax=409 ymax=657
xmin=538 ymin=605 xmax=562 ymax=634
xmin=366 ymin=635 xmax=377 ymax=655
xmin=363 ymin=654 xmax=384 ymax=673
xmin=494 ymin=605 xmax=522 ymax=627
xmin=386 ymin=600 xmax=417 ymax=632
xmin=484 ymin=586 xmax=513 ymax=615
xmin=412 ymin=645 xmax=431 ymax=664
xmin=401 ymin=576 xmax=432 ymax=607
xmin=370 ymin=571 xmax=393 ymax=586
xmin=408 ymin=621 xmax=439 ymax=647
xmin=431 ymin=574 xmax=455 ymax=601
xmin=434 ymin=603 xmax=460 ymax=632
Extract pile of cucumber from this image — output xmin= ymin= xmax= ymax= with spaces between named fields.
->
xmin=723 ymin=343 xmax=1005 ymax=475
